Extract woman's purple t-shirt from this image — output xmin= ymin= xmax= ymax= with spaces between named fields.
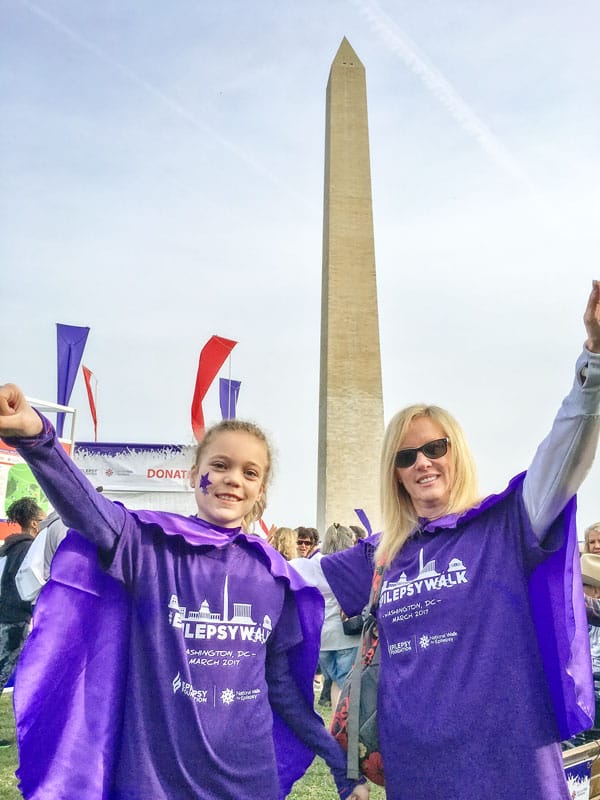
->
xmin=322 ymin=482 xmax=578 ymax=800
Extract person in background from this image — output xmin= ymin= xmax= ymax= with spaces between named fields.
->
xmin=15 ymin=511 xmax=66 ymax=603
xmin=291 ymin=523 xmax=360 ymax=710
xmin=271 ymin=527 xmax=299 ymax=561
xmin=294 ymin=526 xmax=329 ymax=703
xmin=0 ymin=496 xmax=45 ymax=746
xmin=585 ymin=522 xmax=600 ymax=556
xmin=349 ymin=525 xmax=367 ymax=544
xmin=296 ymin=526 xmax=320 ymax=558
xmin=16 ymin=487 xmax=104 ymax=604
xmin=0 ymin=395 xmax=368 ymax=800
xmin=579 ymin=523 xmax=600 ymax=740
xmin=322 ymin=283 xmax=600 ymax=800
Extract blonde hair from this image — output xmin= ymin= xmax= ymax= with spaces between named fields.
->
xmin=376 ymin=405 xmax=479 ymax=567
xmin=193 ymin=419 xmax=272 ymax=531
xmin=271 ymin=527 xmax=298 ymax=560
xmin=584 ymin=522 xmax=600 ymax=552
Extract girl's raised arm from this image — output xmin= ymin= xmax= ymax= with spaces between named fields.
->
xmin=0 ymin=383 xmax=127 ymax=552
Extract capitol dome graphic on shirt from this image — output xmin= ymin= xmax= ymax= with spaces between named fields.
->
xmin=168 ymin=576 xmax=264 ymax=628
xmin=383 ymin=548 xmax=467 ymax=593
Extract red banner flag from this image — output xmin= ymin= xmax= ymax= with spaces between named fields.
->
xmin=191 ymin=336 xmax=237 ymax=441
xmin=82 ymin=365 xmax=98 ymax=442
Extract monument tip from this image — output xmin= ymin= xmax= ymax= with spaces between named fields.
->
xmin=332 ymin=37 xmax=362 ymax=66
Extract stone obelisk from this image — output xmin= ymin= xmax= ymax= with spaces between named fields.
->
xmin=317 ymin=38 xmax=384 ymax=533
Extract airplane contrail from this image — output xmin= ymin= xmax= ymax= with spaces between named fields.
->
xmin=351 ymin=0 xmax=537 ymax=193
xmin=15 ymin=0 xmax=311 ymax=209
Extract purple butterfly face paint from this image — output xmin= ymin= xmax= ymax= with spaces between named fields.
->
xmin=199 ymin=473 xmax=212 ymax=495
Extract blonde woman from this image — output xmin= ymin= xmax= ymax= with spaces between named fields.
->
xmin=271 ymin=526 xmax=299 ymax=561
xmin=322 ymin=282 xmax=600 ymax=800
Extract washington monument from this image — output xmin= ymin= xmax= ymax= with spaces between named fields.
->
xmin=317 ymin=38 xmax=384 ymax=533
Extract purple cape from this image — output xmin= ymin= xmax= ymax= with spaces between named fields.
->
xmin=525 ymin=493 xmax=594 ymax=738
xmin=443 ymin=474 xmax=593 ymax=738
xmin=460 ymin=474 xmax=593 ymax=739
xmin=13 ymin=510 xmax=324 ymax=800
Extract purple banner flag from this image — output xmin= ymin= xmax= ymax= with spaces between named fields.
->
xmin=219 ymin=378 xmax=241 ymax=420
xmin=56 ymin=323 xmax=90 ymax=437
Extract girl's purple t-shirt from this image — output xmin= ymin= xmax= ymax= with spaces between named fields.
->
xmin=322 ymin=480 xmax=589 ymax=800
xmin=106 ymin=512 xmax=302 ymax=799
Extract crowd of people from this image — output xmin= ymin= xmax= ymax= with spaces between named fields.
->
xmin=0 ymin=281 xmax=599 ymax=799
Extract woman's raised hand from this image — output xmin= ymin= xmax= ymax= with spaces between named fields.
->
xmin=0 ymin=384 xmax=43 ymax=439
xmin=584 ymin=280 xmax=600 ymax=354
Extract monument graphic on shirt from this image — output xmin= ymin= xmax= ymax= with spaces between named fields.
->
xmin=168 ymin=576 xmax=273 ymax=643
xmin=380 ymin=548 xmax=468 ymax=605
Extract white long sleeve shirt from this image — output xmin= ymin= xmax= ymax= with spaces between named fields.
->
xmin=524 ymin=348 xmax=600 ymax=539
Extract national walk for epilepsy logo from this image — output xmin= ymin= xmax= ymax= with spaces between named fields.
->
xmin=418 ymin=631 xmax=457 ymax=649
xmin=387 ymin=629 xmax=458 ymax=658
xmin=221 ymin=688 xmax=235 ymax=705
xmin=168 ymin=575 xmax=273 ymax=644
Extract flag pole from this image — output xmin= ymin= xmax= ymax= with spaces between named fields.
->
xmin=94 ymin=375 xmax=98 ymax=442
xmin=227 ymin=354 xmax=233 ymax=418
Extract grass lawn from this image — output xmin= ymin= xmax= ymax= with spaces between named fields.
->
xmin=0 ymin=693 xmax=386 ymax=799
xmin=0 ymin=695 xmax=20 ymax=800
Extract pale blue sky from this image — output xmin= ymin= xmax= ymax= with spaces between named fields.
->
xmin=2 ymin=0 xmax=600 ymax=529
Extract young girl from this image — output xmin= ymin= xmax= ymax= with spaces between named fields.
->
xmin=0 ymin=389 xmax=367 ymax=800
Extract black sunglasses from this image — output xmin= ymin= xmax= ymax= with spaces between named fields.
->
xmin=394 ymin=438 xmax=449 ymax=469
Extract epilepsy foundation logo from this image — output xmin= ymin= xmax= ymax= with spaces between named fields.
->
xmin=388 ymin=640 xmax=413 ymax=656
xmin=172 ymin=672 xmax=208 ymax=704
